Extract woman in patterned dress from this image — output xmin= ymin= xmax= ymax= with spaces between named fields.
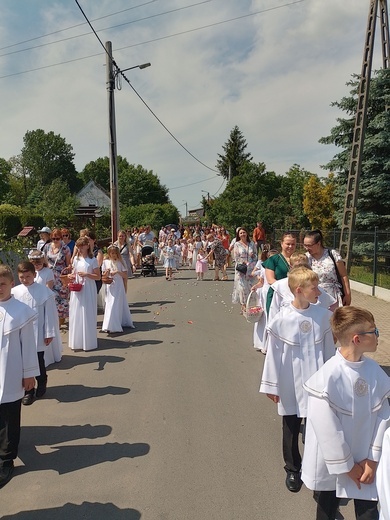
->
xmin=43 ymin=228 xmax=71 ymax=326
xmin=303 ymin=229 xmax=351 ymax=307
xmin=232 ymin=227 xmax=258 ymax=313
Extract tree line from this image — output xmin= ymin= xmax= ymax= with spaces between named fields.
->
xmin=0 ymin=69 xmax=388 ymax=239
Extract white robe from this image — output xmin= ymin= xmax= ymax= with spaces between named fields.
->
xmin=0 ymin=296 xmax=39 ymax=404
xmin=34 ymin=267 xmax=54 ymax=287
xmin=12 ymin=283 xmax=62 ymax=365
xmin=102 ymin=259 xmax=134 ymax=333
xmin=377 ymin=427 xmax=390 ymax=520
xmin=68 ymin=257 xmax=98 ymax=351
xmin=253 ymin=263 xmax=269 ymax=352
xmin=268 ymin=278 xmax=336 ymax=323
xmin=301 ymin=351 xmax=390 ymax=500
xmin=259 ymin=303 xmax=335 ymax=417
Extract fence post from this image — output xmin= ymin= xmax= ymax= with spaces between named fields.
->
xmin=373 ymin=226 xmax=378 ymax=297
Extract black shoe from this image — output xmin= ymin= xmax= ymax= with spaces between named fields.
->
xmin=285 ymin=471 xmax=302 ymax=493
xmin=0 ymin=464 xmax=14 ymax=488
xmin=22 ymin=393 xmax=34 ymax=406
xmin=36 ymin=378 xmax=47 ymax=398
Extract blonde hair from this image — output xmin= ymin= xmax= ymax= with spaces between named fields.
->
xmin=330 ymin=306 xmax=375 ymax=344
xmin=288 ymin=266 xmax=318 ymax=293
xmin=0 ymin=264 xmax=14 ymax=281
xmin=107 ymin=244 xmax=125 ymax=267
xmin=290 ymin=252 xmax=309 ymax=268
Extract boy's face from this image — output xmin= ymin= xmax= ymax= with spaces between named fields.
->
xmin=18 ymin=271 xmax=35 ymax=287
xmin=299 ymin=280 xmax=321 ymax=304
xmin=0 ymin=276 xmax=14 ymax=301
xmin=354 ymin=322 xmax=379 ymax=353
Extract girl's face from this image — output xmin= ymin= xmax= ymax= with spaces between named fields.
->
xmin=118 ymin=233 xmax=126 ymax=241
xmin=109 ymin=249 xmax=119 ymax=260
xmin=168 ymin=240 xmax=173 ymax=246
xmin=31 ymin=260 xmax=44 ymax=271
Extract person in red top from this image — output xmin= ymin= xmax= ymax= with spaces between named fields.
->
xmin=252 ymin=222 xmax=266 ymax=254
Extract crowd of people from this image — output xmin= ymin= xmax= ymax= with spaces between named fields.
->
xmin=0 ymin=221 xmax=389 ymax=520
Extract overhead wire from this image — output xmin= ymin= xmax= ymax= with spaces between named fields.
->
xmin=0 ymin=0 xmax=307 ymax=79
xmin=74 ymin=0 xmax=220 ymax=175
xmin=0 ymin=1 xmax=213 ymax=58
xmin=0 ymin=0 xmax=161 ymax=51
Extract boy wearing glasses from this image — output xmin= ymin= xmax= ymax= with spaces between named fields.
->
xmin=302 ymin=306 xmax=390 ymax=520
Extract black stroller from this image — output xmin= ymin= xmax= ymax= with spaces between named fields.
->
xmin=140 ymin=245 xmax=158 ymax=277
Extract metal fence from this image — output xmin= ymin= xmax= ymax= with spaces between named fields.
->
xmin=271 ymin=228 xmax=390 ymax=291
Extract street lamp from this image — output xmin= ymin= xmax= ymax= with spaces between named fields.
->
xmin=201 ymin=190 xmax=210 ymax=202
xmin=182 ymin=200 xmax=188 ymax=217
xmin=105 ymin=40 xmax=151 ymax=242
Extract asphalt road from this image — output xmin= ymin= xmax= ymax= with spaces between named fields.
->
xmin=1 ymin=267 xmax=381 ymax=519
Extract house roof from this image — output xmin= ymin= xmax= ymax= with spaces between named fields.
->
xmin=18 ymin=226 xmax=36 ymax=237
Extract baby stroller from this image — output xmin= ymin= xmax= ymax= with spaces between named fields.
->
xmin=141 ymin=245 xmax=158 ymax=277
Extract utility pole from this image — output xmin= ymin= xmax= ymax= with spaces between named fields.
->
xmin=339 ymin=0 xmax=390 ymax=271
xmin=106 ymin=41 xmax=119 ymax=243
xmin=105 ymin=42 xmax=151 ymax=243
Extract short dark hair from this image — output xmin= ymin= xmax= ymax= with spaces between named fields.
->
xmin=17 ymin=261 xmax=35 ymax=275
xmin=304 ymin=229 xmax=324 ymax=247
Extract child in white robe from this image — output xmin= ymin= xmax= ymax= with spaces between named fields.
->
xmin=377 ymin=426 xmax=390 ymax=520
xmin=101 ymin=245 xmax=134 ymax=333
xmin=301 ymin=306 xmax=390 ymax=520
xmin=268 ymin=253 xmax=336 ymax=323
xmin=28 ymin=249 xmax=54 ymax=290
xmin=12 ymin=262 xmax=61 ymax=404
xmin=259 ymin=267 xmax=335 ymax=493
xmin=0 ymin=264 xmax=39 ymax=488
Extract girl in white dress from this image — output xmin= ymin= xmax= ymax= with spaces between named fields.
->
xmin=101 ymin=245 xmax=134 ymax=333
xmin=28 ymin=249 xmax=54 ymax=290
xmin=68 ymin=237 xmax=100 ymax=351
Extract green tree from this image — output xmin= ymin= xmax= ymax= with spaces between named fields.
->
xmin=303 ymin=173 xmax=336 ymax=230
xmin=280 ymin=164 xmax=312 ymax=228
xmin=121 ymin=203 xmax=179 ymax=231
xmin=79 ymin=155 xmax=131 ymax=192
xmin=320 ymin=69 xmax=390 ymax=229
xmin=216 ymin=125 xmax=253 ymax=180
xmin=118 ymin=164 xmax=170 ymax=207
xmin=0 ymin=158 xmax=11 ymax=203
xmin=19 ymin=129 xmax=81 ymax=193
xmin=207 ymin=164 xmax=289 ymax=232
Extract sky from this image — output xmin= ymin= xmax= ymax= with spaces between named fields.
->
xmin=0 ymin=0 xmax=384 ymax=217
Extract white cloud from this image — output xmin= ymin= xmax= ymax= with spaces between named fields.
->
xmin=0 ymin=0 xmax=382 ymax=215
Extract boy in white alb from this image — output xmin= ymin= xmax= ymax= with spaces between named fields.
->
xmin=268 ymin=253 xmax=336 ymax=323
xmin=377 ymin=426 xmax=390 ymax=520
xmin=0 ymin=265 xmax=39 ymax=488
xmin=12 ymin=261 xmax=60 ymax=405
xmin=259 ymin=267 xmax=335 ymax=493
xmin=302 ymin=306 xmax=390 ymax=520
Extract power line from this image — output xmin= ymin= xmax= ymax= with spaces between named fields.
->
xmin=0 ymin=0 xmax=307 ymax=79
xmin=0 ymin=0 xmax=161 ymax=51
xmin=0 ymin=1 xmax=213 ymax=58
xmin=75 ymin=0 xmax=220 ymax=174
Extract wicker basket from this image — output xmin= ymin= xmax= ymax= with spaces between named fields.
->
xmin=244 ymin=291 xmax=264 ymax=323
xmin=101 ymin=274 xmax=113 ymax=285
xmin=60 ymin=267 xmax=72 ymax=287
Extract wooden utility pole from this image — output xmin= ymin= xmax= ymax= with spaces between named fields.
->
xmin=339 ymin=0 xmax=390 ymax=272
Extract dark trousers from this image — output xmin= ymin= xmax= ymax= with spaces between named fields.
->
xmin=0 ymin=400 xmax=22 ymax=467
xmin=282 ymin=415 xmax=302 ymax=473
xmin=314 ymin=491 xmax=379 ymax=520
xmin=25 ymin=351 xmax=46 ymax=396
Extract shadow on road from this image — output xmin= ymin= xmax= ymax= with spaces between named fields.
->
xmin=46 ymin=384 xmax=130 ymax=403
xmin=2 ymin=502 xmax=141 ymax=520
xmin=48 ymin=354 xmax=126 ymax=371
